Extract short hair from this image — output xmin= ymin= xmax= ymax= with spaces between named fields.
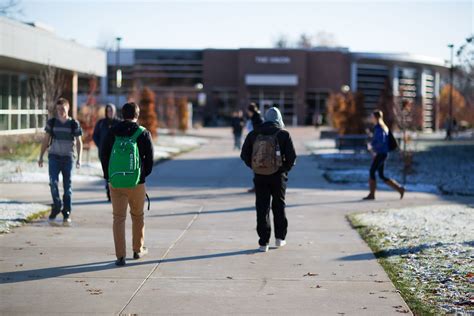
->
xmin=373 ymin=110 xmax=383 ymax=119
xmin=122 ymin=102 xmax=140 ymax=120
xmin=247 ymin=102 xmax=258 ymax=113
xmin=56 ymin=98 xmax=70 ymax=108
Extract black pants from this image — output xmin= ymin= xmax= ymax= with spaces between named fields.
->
xmin=254 ymin=173 xmax=288 ymax=246
xmin=369 ymin=153 xmax=388 ymax=181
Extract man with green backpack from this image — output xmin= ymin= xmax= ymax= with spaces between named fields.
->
xmin=100 ymin=102 xmax=154 ymax=266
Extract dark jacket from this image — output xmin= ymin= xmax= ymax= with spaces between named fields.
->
xmin=240 ymin=121 xmax=297 ymax=174
xmin=231 ymin=117 xmax=244 ymax=135
xmin=371 ymin=124 xmax=389 ymax=154
xmin=251 ymin=112 xmax=264 ymax=130
xmin=100 ymin=121 xmax=154 ymax=184
xmin=93 ymin=118 xmax=120 ymax=157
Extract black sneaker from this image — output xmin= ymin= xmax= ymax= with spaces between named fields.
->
xmin=115 ymin=257 xmax=126 ymax=266
xmin=133 ymin=247 xmax=148 ymax=259
xmin=48 ymin=210 xmax=60 ymax=226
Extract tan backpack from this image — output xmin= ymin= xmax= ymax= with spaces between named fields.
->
xmin=251 ymin=131 xmax=283 ymax=175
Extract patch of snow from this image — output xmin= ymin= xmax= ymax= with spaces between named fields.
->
xmin=0 ymin=199 xmax=49 ymax=233
xmin=353 ymin=204 xmax=474 ymax=314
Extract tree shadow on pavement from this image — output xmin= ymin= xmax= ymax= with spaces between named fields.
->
xmin=338 ymin=240 xmax=474 ymax=261
xmin=0 ymin=249 xmax=258 ymax=284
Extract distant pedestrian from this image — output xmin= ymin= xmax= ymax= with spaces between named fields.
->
xmin=38 ymin=98 xmax=83 ymax=226
xmin=100 ymin=102 xmax=154 ymax=266
xmin=231 ymin=110 xmax=245 ymax=150
xmin=93 ymin=103 xmax=120 ymax=201
xmin=363 ymin=110 xmax=405 ymax=200
xmin=246 ymin=103 xmax=264 ymax=193
xmin=241 ymin=107 xmax=297 ymax=252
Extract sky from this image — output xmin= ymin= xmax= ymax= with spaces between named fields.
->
xmin=14 ymin=0 xmax=474 ymax=62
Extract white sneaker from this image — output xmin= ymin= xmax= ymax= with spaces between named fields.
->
xmin=275 ymin=239 xmax=287 ymax=248
xmin=258 ymin=245 xmax=269 ymax=252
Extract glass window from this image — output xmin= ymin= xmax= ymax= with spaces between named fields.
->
xmin=29 ymin=114 xmax=37 ymax=128
xmin=21 ymin=115 xmax=28 ymax=129
xmin=20 ymin=75 xmax=29 ymax=109
xmin=0 ymin=114 xmax=8 ymax=130
xmin=11 ymin=75 xmax=19 ymax=110
xmin=38 ymin=114 xmax=47 ymax=128
xmin=0 ymin=74 xmax=9 ymax=110
xmin=11 ymin=114 xmax=18 ymax=130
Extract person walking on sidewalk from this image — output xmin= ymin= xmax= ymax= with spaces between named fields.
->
xmin=231 ymin=110 xmax=245 ymax=150
xmin=245 ymin=103 xmax=264 ymax=193
xmin=100 ymin=102 xmax=154 ymax=266
xmin=363 ymin=110 xmax=405 ymax=200
xmin=38 ymin=98 xmax=83 ymax=226
xmin=93 ymin=103 xmax=120 ymax=201
xmin=241 ymin=107 xmax=297 ymax=252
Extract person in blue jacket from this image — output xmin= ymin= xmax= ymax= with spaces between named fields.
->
xmin=363 ymin=110 xmax=405 ymax=200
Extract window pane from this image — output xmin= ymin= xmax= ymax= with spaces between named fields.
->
xmin=21 ymin=115 xmax=28 ymax=129
xmin=20 ymin=75 xmax=28 ymax=109
xmin=38 ymin=114 xmax=47 ymax=128
xmin=0 ymin=114 xmax=8 ymax=130
xmin=0 ymin=74 xmax=9 ymax=110
xmin=11 ymin=114 xmax=18 ymax=129
xmin=30 ymin=114 xmax=37 ymax=128
xmin=11 ymin=75 xmax=19 ymax=110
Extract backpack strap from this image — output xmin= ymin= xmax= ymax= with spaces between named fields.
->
xmin=48 ymin=118 xmax=56 ymax=147
xmin=130 ymin=126 xmax=145 ymax=141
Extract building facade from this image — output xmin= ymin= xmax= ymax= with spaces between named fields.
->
xmin=99 ymin=47 xmax=448 ymax=130
xmin=0 ymin=17 xmax=106 ymax=137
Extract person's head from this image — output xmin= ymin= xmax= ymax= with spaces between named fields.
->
xmin=105 ymin=103 xmax=116 ymax=119
xmin=264 ymin=107 xmax=285 ymax=128
xmin=247 ymin=103 xmax=259 ymax=117
xmin=372 ymin=110 xmax=383 ymax=124
xmin=237 ymin=110 xmax=243 ymax=118
xmin=55 ymin=98 xmax=70 ymax=119
xmin=122 ymin=102 xmax=140 ymax=121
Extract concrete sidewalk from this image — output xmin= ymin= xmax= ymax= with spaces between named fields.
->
xmin=0 ymin=127 xmax=449 ymax=315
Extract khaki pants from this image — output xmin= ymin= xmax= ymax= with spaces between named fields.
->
xmin=109 ymin=183 xmax=145 ymax=259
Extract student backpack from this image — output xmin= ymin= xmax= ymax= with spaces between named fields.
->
xmin=251 ymin=130 xmax=283 ymax=175
xmin=108 ymin=126 xmax=145 ymax=188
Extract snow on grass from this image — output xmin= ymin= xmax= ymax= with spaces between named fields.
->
xmin=0 ymin=199 xmax=50 ymax=233
xmin=0 ymin=134 xmax=207 ymax=184
xmin=350 ymin=204 xmax=474 ymax=315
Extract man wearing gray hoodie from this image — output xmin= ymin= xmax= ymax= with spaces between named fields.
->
xmin=241 ymin=107 xmax=297 ymax=252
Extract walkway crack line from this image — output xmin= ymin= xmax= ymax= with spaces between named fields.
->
xmin=117 ymin=205 xmax=204 ymax=315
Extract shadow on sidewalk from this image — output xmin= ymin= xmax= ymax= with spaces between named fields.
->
xmin=148 ymin=203 xmax=318 ymax=218
xmin=0 ymin=249 xmax=258 ymax=284
xmin=338 ymin=240 xmax=474 ymax=261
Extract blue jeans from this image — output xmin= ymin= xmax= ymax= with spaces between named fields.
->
xmin=48 ymin=154 xmax=73 ymax=216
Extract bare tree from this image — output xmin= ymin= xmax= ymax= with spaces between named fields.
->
xmin=273 ymin=34 xmax=289 ymax=48
xmin=314 ymin=31 xmax=338 ymax=47
xmin=455 ymin=35 xmax=474 ymax=104
xmin=28 ymin=64 xmax=67 ymax=127
xmin=0 ymin=0 xmax=22 ymax=17
xmin=297 ymin=33 xmax=313 ymax=49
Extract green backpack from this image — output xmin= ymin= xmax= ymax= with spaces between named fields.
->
xmin=108 ymin=126 xmax=145 ymax=188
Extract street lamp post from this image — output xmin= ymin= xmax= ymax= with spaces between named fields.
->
xmin=115 ymin=37 xmax=122 ymax=108
xmin=446 ymin=44 xmax=454 ymax=140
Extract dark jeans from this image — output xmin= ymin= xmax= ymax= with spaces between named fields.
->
xmin=369 ymin=153 xmax=388 ymax=181
xmin=233 ymin=133 xmax=242 ymax=150
xmin=48 ymin=154 xmax=73 ymax=216
xmin=254 ymin=173 xmax=288 ymax=246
